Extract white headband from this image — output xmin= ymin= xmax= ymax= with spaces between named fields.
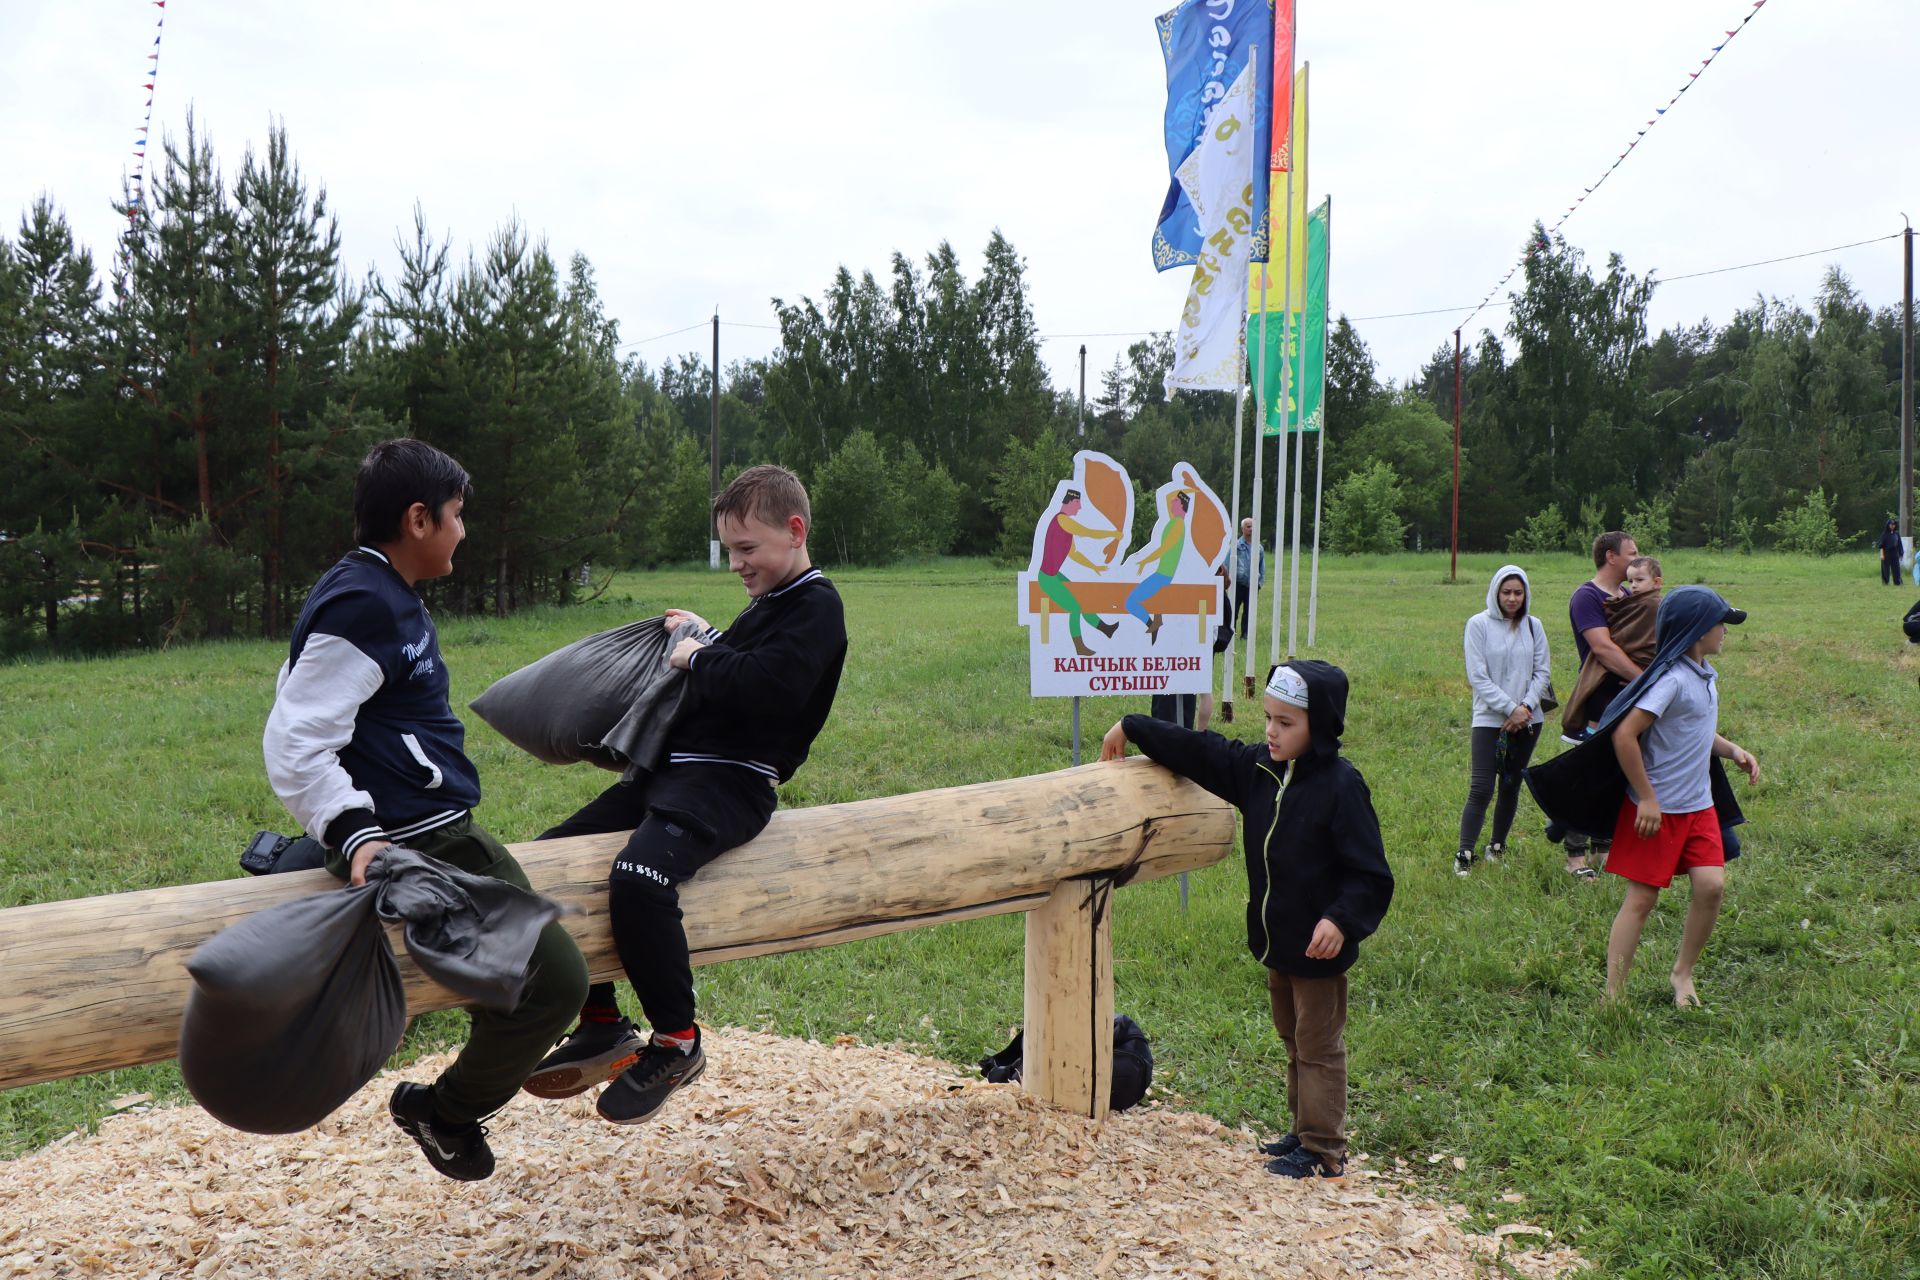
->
xmin=1265 ymin=665 xmax=1308 ymax=709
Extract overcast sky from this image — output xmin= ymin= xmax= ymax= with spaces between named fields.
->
xmin=3 ymin=1 xmax=1912 ymax=403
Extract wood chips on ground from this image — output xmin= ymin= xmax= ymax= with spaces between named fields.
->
xmin=1 ymin=1029 xmax=1584 ymax=1279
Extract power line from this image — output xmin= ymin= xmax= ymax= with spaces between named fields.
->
xmin=1653 ymin=234 xmax=1898 ymax=284
xmin=1349 ymin=231 xmax=1898 ymax=326
xmin=1349 ymin=301 xmax=1513 ymax=323
xmin=618 ymin=321 xmax=708 ymax=351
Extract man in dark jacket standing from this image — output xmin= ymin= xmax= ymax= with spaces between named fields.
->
xmin=1100 ymin=659 xmax=1393 ymax=1182
xmin=1879 ymin=519 xmax=1905 ymax=586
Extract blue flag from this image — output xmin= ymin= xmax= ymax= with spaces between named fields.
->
xmin=1153 ymin=0 xmax=1274 ymax=272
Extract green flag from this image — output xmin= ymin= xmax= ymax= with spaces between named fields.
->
xmin=1250 ymin=198 xmax=1328 ymax=435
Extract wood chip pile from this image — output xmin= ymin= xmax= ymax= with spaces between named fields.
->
xmin=2 ymin=1029 xmax=1584 ymax=1278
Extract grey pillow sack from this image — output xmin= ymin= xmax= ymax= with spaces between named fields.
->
xmin=469 ymin=616 xmax=696 ymax=773
xmin=179 ymin=884 xmax=405 ymax=1135
xmin=179 ymin=848 xmax=564 ymax=1135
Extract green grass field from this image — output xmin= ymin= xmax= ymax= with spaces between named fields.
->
xmin=2 ymin=553 xmax=1915 ymax=1279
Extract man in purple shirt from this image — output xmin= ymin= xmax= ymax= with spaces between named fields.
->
xmin=1563 ymin=530 xmax=1641 ymax=878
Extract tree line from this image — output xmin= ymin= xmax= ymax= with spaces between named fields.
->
xmin=2 ymin=120 xmax=1905 ymax=654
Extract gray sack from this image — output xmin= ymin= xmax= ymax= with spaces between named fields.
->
xmin=468 ymin=616 xmax=698 ymax=775
xmin=179 ymin=846 xmax=564 ymax=1135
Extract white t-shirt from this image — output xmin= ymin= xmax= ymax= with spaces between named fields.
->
xmin=1628 ymin=657 xmax=1719 ymax=815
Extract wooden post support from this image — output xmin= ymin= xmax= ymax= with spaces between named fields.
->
xmin=1021 ymin=877 xmax=1115 ymax=1121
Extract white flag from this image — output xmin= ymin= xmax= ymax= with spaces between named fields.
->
xmin=1165 ymin=60 xmax=1257 ymax=393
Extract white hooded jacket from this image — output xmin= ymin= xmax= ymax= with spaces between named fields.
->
xmin=1463 ymin=564 xmax=1551 ymax=730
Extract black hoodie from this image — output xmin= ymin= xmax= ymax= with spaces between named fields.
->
xmin=1119 ymin=659 xmax=1393 ymax=977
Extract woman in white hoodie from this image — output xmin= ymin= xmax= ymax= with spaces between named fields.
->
xmin=1455 ymin=565 xmax=1552 ymax=876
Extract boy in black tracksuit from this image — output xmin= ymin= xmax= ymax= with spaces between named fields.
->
xmin=524 ymin=465 xmax=847 ymax=1125
xmin=1101 ymin=659 xmax=1392 ymax=1180
xmin=264 ymin=439 xmax=588 ymax=1182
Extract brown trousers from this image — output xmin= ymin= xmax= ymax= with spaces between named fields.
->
xmin=1266 ymin=968 xmax=1349 ymax=1162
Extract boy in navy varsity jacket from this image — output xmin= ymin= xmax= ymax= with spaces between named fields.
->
xmin=522 ymin=464 xmax=847 ymax=1126
xmin=1100 ymin=660 xmax=1392 ymax=1181
xmin=263 ymin=439 xmax=588 ymax=1182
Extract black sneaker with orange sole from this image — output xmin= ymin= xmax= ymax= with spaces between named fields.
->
xmin=523 ymin=1018 xmax=645 ymax=1099
xmin=596 ymin=1037 xmax=706 ymax=1125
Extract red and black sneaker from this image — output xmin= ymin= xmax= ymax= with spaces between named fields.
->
xmin=595 ymin=1034 xmax=706 ymax=1125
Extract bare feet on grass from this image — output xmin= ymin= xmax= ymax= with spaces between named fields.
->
xmin=1670 ymin=972 xmax=1702 ymax=1009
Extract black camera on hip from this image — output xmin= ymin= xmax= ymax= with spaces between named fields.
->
xmin=239 ymin=830 xmax=329 ymax=876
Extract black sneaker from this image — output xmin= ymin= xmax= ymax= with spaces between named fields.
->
xmin=596 ymin=1036 xmax=706 ymax=1125
xmin=1484 ymin=841 xmax=1505 ymax=864
xmin=389 ymin=1083 xmax=495 ymax=1182
xmin=523 ymin=1018 xmax=645 ymax=1099
xmin=1258 ymin=1132 xmax=1302 ymax=1158
xmin=1454 ymin=849 xmax=1473 ymax=877
xmin=1266 ymin=1145 xmax=1344 ymax=1181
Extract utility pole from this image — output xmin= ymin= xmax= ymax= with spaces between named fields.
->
xmin=1902 ymin=218 xmax=1914 ymax=559
xmin=1075 ymin=343 xmax=1090 ymax=437
xmin=709 ymin=310 xmax=721 ymax=570
xmin=1450 ymin=327 xmax=1462 ymax=582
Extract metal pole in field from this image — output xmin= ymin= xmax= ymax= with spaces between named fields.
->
xmin=1078 ymin=344 xmax=1087 ymax=438
xmin=1074 ymin=340 xmax=1086 ymax=758
xmin=1450 ymin=326 xmax=1462 ymax=583
xmin=710 ymin=310 xmax=721 ymax=570
xmin=1902 ymin=217 xmax=1914 ymax=562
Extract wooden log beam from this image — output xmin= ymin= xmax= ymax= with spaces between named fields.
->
xmin=0 ymin=759 xmax=1232 ymax=1092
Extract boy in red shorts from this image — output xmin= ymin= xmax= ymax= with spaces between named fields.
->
xmin=1603 ymin=591 xmax=1759 ymax=1007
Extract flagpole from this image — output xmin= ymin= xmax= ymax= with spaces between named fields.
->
xmin=1265 ymin=49 xmax=1298 ymax=671
xmin=1307 ymin=194 xmax=1331 ymax=647
xmin=1285 ymin=66 xmax=1312 ymax=656
xmin=1243 ymin=41 xmax=1268 ymax=700
xmin=1270 ymin=63 xmax=1300 ymax=664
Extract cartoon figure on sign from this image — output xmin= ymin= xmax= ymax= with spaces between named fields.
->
xmin=1122 ymin=467 xmax=1229 ymax=643
xmin=1017 ymin=452 xmax=1228 ymax=700
xmin=1037 ymin=488 xmax=1122 ymax=657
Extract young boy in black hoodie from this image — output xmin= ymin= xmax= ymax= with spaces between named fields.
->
xmin=523 ymin=465 xmax=847 ymax=1125
xmin=1100 ymin=660 xmax=1393 ymax=1180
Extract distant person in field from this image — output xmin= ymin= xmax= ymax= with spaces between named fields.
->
xmin=524 ymin=465 xmax=847 ymax=1125
xmin=1036 ymin=489 xmax=1120 ymax=659
xmin=263 ymin=438 xmax=588 ymax=1182
xmin=1100 ymin=661 xmax=1393 ymax=1182
xmin=1879 ymin=518 xmax=1905 ymax=586
xmin=1559 ymin=531 xmax=1642 ymax=880
xmin=1454 ymin=565 xmax=1551 ymax=877
xmin=1233 ymin=516 xmax=1265 ymax=638
xmin=1562 ymin=555 xmax=1663 ymax=757
xmin=1196 ymin=559 xmax=1233 ymax=732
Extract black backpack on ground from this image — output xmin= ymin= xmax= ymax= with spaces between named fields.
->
xmin=978 ymin=1013 xmax=1154 ymax=1112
